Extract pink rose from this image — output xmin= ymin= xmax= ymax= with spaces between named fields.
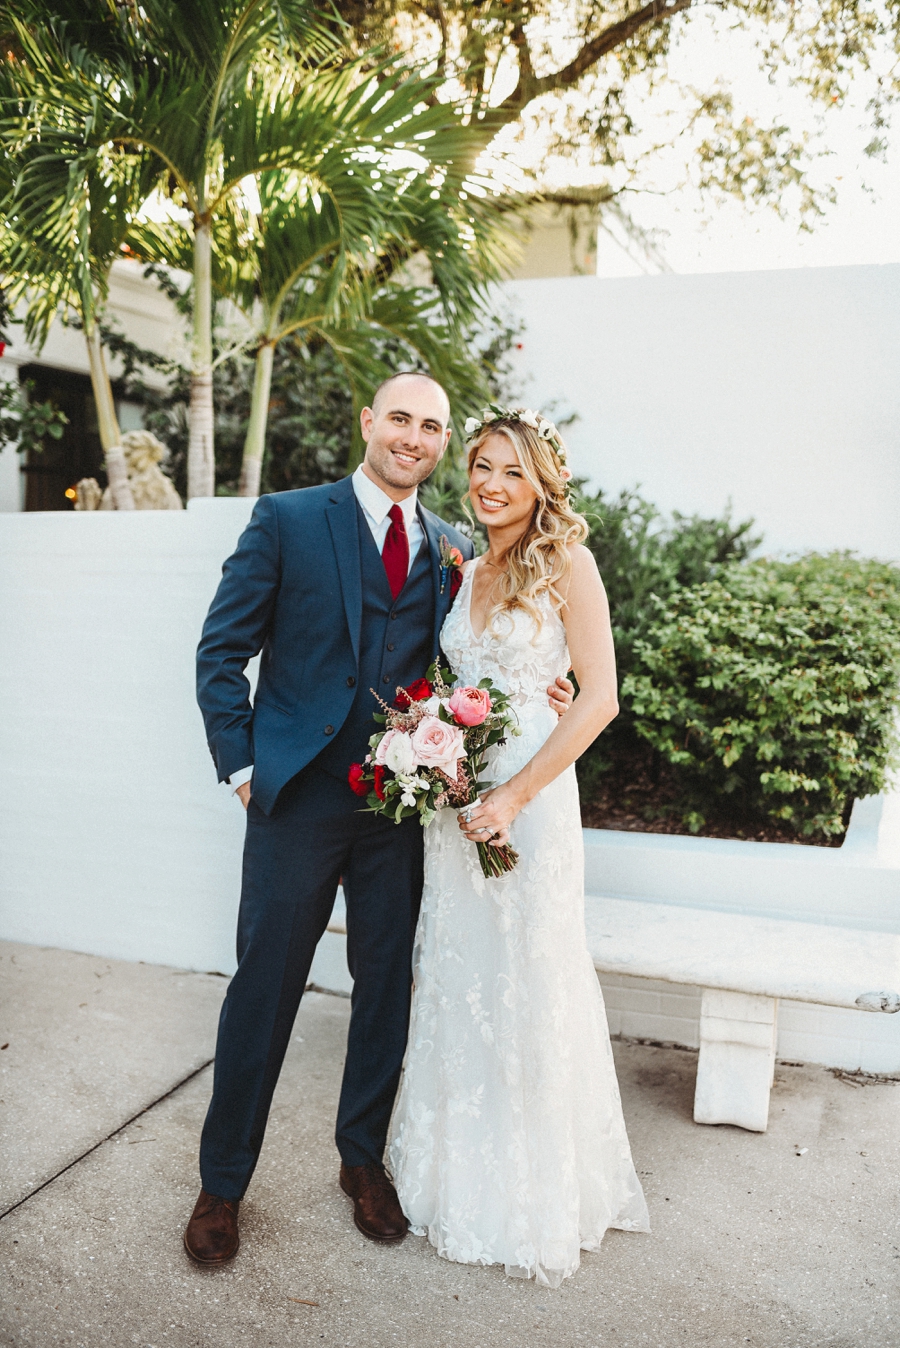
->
xmin=447 ymin=686 xmax=492 ymax=727
xmin=411 ymin=716 xmax=465 ymax=773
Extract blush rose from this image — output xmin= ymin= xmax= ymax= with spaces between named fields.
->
xmin=411 ymin=716 xmax=465 ymax=773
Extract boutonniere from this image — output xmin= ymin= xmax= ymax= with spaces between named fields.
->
xmin=439 ymin=535 xmax=465 ymax=596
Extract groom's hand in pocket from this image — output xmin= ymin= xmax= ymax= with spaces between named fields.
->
xmin=236 ymin=782 xmax=252 ymax=809
xmin=547 ymin=674 xmax=575 ymax=717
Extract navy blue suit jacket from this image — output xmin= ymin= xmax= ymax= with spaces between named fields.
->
xmin=196 ymin=476 xmax=474 ymax=815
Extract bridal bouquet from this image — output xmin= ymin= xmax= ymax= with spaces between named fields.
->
xmin=348 ymin=663 xmax=520 ymax=878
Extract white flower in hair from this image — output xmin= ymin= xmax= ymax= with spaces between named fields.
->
xmin=539 ymin=421 xmax=558 ymax=441
xmin=464 ymin=417 xmax=480 ymax=435
xmin=481 ymin=408 xmax=496 ymax=421
xmin=519 ymin=409 xmax=539 ymax=428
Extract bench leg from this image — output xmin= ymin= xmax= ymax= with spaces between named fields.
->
xmin=693 ymin=989 xmax=778 ymax=1132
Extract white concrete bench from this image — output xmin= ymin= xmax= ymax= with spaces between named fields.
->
xmin=584 ymin=894 xmax=900 ymax=1132
xmin=319 ymin=798 xmax=900 ymax=1134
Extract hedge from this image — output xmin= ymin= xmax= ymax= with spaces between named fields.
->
xmin=621 ymin=553 xmax=900 ymax=838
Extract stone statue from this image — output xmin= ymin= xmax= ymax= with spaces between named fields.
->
xmin=73 ymin=477 xmax=104 ymax=511
xmin=97 ymin=430 xmax=183 ymax=510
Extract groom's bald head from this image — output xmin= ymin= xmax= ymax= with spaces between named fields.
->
xmin=371 ymin=371 xmax=450 ymax=422
xmin=361 ymin=371 xmax=452 ymax=501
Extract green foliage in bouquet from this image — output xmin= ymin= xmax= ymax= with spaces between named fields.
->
xmin=620 ymin=553 xmax=900 ymax=839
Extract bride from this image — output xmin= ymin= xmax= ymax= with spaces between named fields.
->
xmin=387 ymin=406 xmax=649 ymax=1287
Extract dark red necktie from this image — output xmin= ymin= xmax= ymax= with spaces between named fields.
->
xmin=381 ymin=504 xmax=409 ymax=600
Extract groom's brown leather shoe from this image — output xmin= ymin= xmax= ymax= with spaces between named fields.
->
xmin=183 ymin=1189 xmax=240 ymax=1264
xmin=340 ymin=1163 xmax=408 ymax=1244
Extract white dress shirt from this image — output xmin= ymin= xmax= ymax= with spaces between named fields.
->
xmin=228 ymin=469 xmax=424 ymax=793
xmin=350 ymin=464 xmax=424 ymax=564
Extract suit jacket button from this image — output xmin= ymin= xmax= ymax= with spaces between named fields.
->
xmin=324 ymin=724 xmax=334 ymax=735
xmin=390 ymin=611 xmax=398 ymax=620
xmin=386 ymin=642 xmax=395 ymax=652
xmin=346 ymin=676 xmax=356 ymax=687
xmin=382 ymin=676 xmax=390 ymax=684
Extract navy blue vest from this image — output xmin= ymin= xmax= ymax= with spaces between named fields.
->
xmin=317 ymin=503 xmax=436 ymax=779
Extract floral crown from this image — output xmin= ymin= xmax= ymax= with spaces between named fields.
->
xmin=463 ymin=403 xmax=572 ymax=481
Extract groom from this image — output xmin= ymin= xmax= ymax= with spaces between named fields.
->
xmin=186 ymin=372 xmax=571 ymax=1265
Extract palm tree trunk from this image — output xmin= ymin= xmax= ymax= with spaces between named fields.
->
xmin=85 ymin=322 xmax=135 ymax=511
xmin=238 ymin=341 xmax=274 ymax=497
xmin=188 ymin=219 xmax=215 ymax=499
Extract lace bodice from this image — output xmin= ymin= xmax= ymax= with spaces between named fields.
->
xmin=441 ymin=559 xmax=571 ymax=709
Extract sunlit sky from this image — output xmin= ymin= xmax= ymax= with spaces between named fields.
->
xmin=490 ymin=6 xmax=900 ymax=277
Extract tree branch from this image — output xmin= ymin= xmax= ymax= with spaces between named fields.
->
xmin=500 ymin=0 xmax=694 ymax=116
xmin=505 ymin=20 xmax=538 ymax=110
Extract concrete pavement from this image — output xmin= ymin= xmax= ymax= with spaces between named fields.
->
xmin=0 ymin=943 xmax=226 ymax=1213
xmin=1 ymin=940 xmax=898 ymax=1348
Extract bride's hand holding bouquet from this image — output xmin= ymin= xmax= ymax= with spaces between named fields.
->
xmin=347 ymin=664 xmax=521 ymax=879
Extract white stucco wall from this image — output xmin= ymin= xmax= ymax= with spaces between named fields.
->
xmin=1 ymin=502 xmax=898 ymax=1068
xmin=504 ymin=264 xmax=900 ymax=560
xmin=0 ymin=501 xmax=255 ymax=973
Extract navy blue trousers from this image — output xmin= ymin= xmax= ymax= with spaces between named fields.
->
xmin=199 ymin=767 xmax=424 ymax=1200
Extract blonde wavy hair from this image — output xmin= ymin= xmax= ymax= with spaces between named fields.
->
xmin=465 ymin=415 xmax=589 ymax=631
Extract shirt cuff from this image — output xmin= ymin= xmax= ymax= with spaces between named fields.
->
xmin=228 ymin=766 xmax=253 ymax=793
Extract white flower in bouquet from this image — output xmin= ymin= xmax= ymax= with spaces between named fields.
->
xmin=376 ymin=728 xmax=416 ymax=776
xmin=397 ymin=773 xmax=430 ymax=807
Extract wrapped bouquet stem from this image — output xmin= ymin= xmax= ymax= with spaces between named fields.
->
xmin=454 ymin=795 xmax=520 ymax=880
xmin=348 ymin=663 xmax=520 ymax=879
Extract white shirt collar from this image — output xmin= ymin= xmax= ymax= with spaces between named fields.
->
xmin=352 ymin=464 xmax=419 ymax=529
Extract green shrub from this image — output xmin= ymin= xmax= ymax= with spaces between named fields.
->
xmin=574 ymin=486 xmax=761 ymax=681
xmin=572 ymin=486 xmax=760 ymax=804
xmin=621 ymin=553 xmax=900 ymax=838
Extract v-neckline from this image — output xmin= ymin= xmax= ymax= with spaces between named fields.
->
xmin=466 ymin=556 xmax=489 ymax=642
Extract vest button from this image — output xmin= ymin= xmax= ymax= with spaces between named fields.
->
xmin=386 ymin=642 xmax=395 ymax=652
xmin=346 ymin=676 xmax=356 ymax=687
xmin=382 ymin=676 xmax=390 ymax=684
xmin=324 ymin=724 xmax=334 ymax=735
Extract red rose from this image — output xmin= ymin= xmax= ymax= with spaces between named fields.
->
xmin=348 ymin=763 xmax=369 ymax=797
xmin=450 ymin=567 xmax=463 ymax=600
xmin=394 ymin=677 xmax=433 ymax=710
xmin=373 ymin=764 xmax=387 ymax=801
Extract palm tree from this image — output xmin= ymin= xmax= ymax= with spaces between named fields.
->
xmin=0 ymin=118 xmax=161 ymax=507
xmin=209 ymin=137 xmax=515 ymax=495
xmin=2 ymin=0 xmax=489 ymax=499
xmin=2 ymin=0 xmax=333 ymax=498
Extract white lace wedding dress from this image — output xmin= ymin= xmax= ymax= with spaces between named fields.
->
xmin=387 ymin=560 xmax=649 ymax=1287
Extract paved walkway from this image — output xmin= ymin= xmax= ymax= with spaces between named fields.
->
xmin=1 ymin=940 xmax=898 ymax=1348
